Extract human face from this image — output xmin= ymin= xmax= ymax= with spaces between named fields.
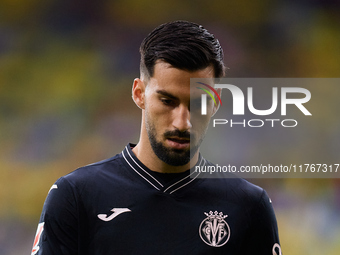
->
xmin=138 ymin=61 xmax=218 ymax=166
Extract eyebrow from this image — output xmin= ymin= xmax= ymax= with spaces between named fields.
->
xmin=156 ymin=90 xmax=179 ymax=100
xmin=156 ymin=89 xmax=210 ymax=103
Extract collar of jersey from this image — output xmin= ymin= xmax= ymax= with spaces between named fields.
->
xmin=121 ymin=143 xmax=205 ymax=194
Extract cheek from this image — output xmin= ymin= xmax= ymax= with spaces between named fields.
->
xmin=191 ymin=99 xmax=215 ymax=129
xmin=145 ymin=103 xmax=172 ymax=131
xmin=191 ymin=104 xmax=212 ymax=124
xmin=146 ymin=99 xmax=174 ymax=121
xmin=145 ymin=104 xmax=167 ymax=122
xmin=145 ymin=95 xmax=166 ymax=115
xmin=191 ymin=115 xmax=211 ymax=134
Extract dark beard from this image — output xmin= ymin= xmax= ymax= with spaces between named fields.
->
xmin=147 ymin=127 xmax=200 ymax=166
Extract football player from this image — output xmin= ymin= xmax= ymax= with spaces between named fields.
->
xmin=32 ymin=20 xmax=282 ymax=255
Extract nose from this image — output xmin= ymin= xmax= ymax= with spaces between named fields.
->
xmin=172 ymin=105 xmax=191 ymax=132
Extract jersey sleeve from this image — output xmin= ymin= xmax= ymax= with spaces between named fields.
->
xmin=31 ymin=177 xmax=79 ymax=255
xmin=242 ymin=189 xmax=282 ymax=255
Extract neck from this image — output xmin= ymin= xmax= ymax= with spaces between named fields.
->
xmin=132 ymin=141 xmax=199 ymax=174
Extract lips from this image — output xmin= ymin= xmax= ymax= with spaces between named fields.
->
xmin=166 ymin=137 xmax=190 ymax=150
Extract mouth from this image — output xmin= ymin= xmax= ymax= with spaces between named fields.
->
xmin=166 ymin=137 xmax=190 ymax=150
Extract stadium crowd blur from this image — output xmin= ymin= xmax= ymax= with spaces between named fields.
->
xmin=0 ymin=0 xmax=339 ymax=254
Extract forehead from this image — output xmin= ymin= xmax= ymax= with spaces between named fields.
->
xmin=147 ymin=61 xmax=215 ymax=95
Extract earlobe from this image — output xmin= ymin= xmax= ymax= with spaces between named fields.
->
xmin=132 ymin=78 xmax=146 ymax=109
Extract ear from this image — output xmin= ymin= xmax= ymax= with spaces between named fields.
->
xmin=132 ymin=78 xmax=146 ymax=109
xmin=211 ymin=88 xmax=222 ymax=117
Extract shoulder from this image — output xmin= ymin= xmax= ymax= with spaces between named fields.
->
xmin=232 ymin=177 xmax=266 ymax=202
xmin=198 ymin=159 xmax=266 ymax=205
xmin=226 ymin=177 xmax=265 ymax=201
xmin=56 ymin=152 xmax=124 ymax=194
xmin=198 ymin=175 xmax=267 ymax=209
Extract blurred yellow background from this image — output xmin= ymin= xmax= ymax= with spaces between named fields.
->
xmin=0 ymin=0 xmax=339 ymax=254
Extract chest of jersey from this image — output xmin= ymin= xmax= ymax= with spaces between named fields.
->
xmin=79 ymin=179 xmax=250 ymax=255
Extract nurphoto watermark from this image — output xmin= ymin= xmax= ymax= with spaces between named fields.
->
xmin=190 ymin=78 xmax=340 ymax=178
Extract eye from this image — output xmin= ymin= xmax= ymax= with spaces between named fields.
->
xmin=160 ymin=98 xmax=175 ymax=106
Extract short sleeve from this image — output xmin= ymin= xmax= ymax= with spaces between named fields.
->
xmin=241 ymin=190 xmax=282 ymax=255
xmin=31 ymin=177 xmax=79 ymax=255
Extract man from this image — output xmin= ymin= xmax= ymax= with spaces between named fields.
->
xmin=32 ymin=21 xmax=282 ymax=255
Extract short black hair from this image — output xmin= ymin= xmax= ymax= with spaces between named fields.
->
xmin=139 ymin=20 xmax=226 ymax=79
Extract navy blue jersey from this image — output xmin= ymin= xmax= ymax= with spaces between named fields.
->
xmin=32 ymin=144 xmax=281 ymax=255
